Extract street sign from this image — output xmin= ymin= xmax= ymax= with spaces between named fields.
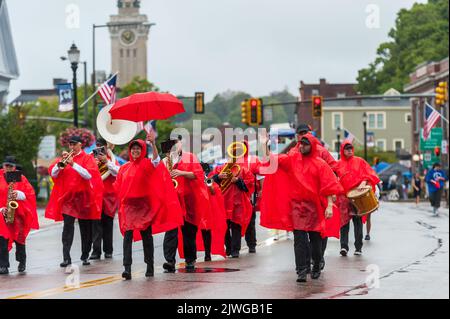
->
xmin=38 ymin=135 xmax=56 ymax=160
xmin=420 ymin=128 xmax=443 ymax=151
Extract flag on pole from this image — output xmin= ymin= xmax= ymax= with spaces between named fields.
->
xmin=423 ymin=102 xmax=442 ymax=140
xmin=144 ymin=120 xmax=157 ymax=137
xmin=97 ymin=74 xmax=117 ymax=105
xmin=343 ymin=129 xmax=355 ymax=143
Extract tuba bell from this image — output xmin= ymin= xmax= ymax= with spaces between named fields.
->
xmin=96 ymin=104 xmax=138 ymax=146
xmin=218 ymin=142 xmax=247 ymax=193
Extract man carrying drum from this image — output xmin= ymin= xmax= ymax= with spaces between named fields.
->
xmin=335 ymin=141 xmax=380 ymax=256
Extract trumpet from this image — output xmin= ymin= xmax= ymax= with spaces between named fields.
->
xmin=166 ymin=154 xmax=179 ymax=189
xmin=218 ymin=142 xmax=247 ymax=193
xmin=205 ymin=177 xmax=215 ymax=195
xmin=58 ymin=150 xmax=74 ymax=168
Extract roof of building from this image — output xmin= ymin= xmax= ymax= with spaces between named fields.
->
xmin=10 ymin=89 xmax=58 ymax=106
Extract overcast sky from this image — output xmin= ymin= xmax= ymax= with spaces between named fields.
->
xmin=6 ymin=0 xmax=426 ymax=102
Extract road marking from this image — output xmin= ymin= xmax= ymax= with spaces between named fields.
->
xmin=6 ymin=231 xmax=289 ymax=299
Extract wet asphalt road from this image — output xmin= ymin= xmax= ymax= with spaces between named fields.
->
xmin=0 ymin=201 xmax=448 ymax=299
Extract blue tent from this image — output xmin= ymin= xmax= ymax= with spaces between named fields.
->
xmin=372 ymin=162 xmax=390 ymax=174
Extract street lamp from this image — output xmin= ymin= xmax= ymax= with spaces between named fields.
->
xmin=336 ymin=126 xmax=341 ymax=159
xmin=362 ymin=112 xmax=368 ymax=161
xmin=68 ymin=43 xmax=80 ymax=127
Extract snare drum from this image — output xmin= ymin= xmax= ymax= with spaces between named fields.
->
xmin=347 ymin=186 xmax=379 ymax=217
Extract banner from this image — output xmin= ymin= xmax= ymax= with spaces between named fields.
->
xmin=57 ymin=83 xmax=73 ymax=112
xmin=366 ymin=132 xmax=375 ymax=148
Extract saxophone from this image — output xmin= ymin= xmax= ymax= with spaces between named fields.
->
xmin=167 ymin=154 xmax=179 ymax=189
xmin=5 ymin=182 xmax=18 ymax=224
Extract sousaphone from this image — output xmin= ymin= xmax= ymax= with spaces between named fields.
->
xmin=97 ymin=104 xmax=138 ymax=145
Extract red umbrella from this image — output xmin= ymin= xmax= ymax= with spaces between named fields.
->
xmin=109 ymin=92 xmax=185 ymax=122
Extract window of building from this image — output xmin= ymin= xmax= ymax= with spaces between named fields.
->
xmin=337 ymin=92 xmax=346 ymax=98
xmin=133 ymin=49 xmax=137 ymax=58
xmin=332 ymin=112 xmax=343 ymax=130
xmin=120 ymin=49 xmax=123 ymax=58
xmin=393 ymin=139 xmax=404 ymax=151
xmin=376 ymin=139 xmax=386 ymax=151
xmin=126 ymin=49 xmax=130 ymax=57
xmin=367 ymin=112 xmax=385 ymax=129
xmin=405 ymin=113 xmax=412 ymax=123
xmin=311 ymin=89 xmax=319 ymax=95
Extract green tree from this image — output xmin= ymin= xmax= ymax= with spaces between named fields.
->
xmin=119 ymin=76 xmax=159 ymax=98
xmin=356 ymin=0 xmax=449 ymax=94
xmin=0 ymin=108 xmax=46 ymax=183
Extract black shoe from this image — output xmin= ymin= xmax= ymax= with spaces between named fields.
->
xmin=89 ymin=254 xmax=101 ymax=260
xmin=320 ymin=259 xmax=325 ymax=271
xmin=18 ymin=262 xmax=26 ymax=273
xmin=226 ymin=250 xmax=231 ymax=257
xmin=163 ymin=262 xmax=176 ymax=273
xmin=340 ymin=248 xmax=348 ymax=257
xmin=0 ymin=267 xmax=9 ymax=275
xmin=296 ymin=269 xmax=307 ymax=283
xmin=231 ymin=254 xmax=239 ymax=259
xmin=311 ymin=270 xmax=321 ymax=280
xmin=60 ymin=259 xmax=71 ymax=267
xmin=122 ymin=266 xmax=132 ymax=280
xmin=204 ymin=255 xmax=212 ymax=262
xmin=249 ymin=247 xmax=256 ymax=253
xmin=145 ymin=264 xmax=154 ymax=277
xmin=104 ymin=253 xmax=113 ymax=259
xmin=354 ymin=250 xmax=362 ymax=256
xmin=82 ymin=259 xmax=91 ymax=266
xmin=185 ymin=262 xmax=195 ymax=270
xmin=365 ymin=235 xmax=371 ymax=241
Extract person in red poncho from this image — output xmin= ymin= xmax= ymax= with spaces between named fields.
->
xmin=259 ymin=133 xmax=343 ymax=282
xmin=89 ymin=138 xmax=120 ymax=260
xmin=0 ymin=156 xmax=39 ymax=275
xmin=211 ymin=141 xmax=255 ymax=259
xmin=160 ymin=137 xmax=210 ymax=272
xmin=335 ymin=141 xmax=380 ymax=257
xmin=114 ymin=134 xmax=184 ymax=280
xmin=46 ymin=135 xmax=104 ymax=268
xmin=288 ymin=123 xmax=338 ymax=271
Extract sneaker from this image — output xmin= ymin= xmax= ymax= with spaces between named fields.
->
xmin=249 ymin=247 xmax=256 ymax=254
xmin=60 ymin=259 xmax=71 ymax=267
xmin=340 ymin=248 xmax=348 ymax=257
xmin=89 ymin=254 xmax=101 ymax=260
xmin=0 ymin=266 xmax=9 ymax=275
xmin=354 ymin=250 xmax=362 ymax=256
xmin=365 ymin=235 xmax=371 ymax=241
xmin=163 ymin=262 xmax=176 ymax=273
xmin=18 ymin=262 xmax=26 ymax=273
xmin=185 ymin=262 xmax=195 ymax=270
xmin=104 ymin=253 xmax=113 ymax=259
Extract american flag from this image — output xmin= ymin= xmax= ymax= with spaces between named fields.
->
xmin=136 ymin=120 xmax=157 ymax=136
xmin=97 ymin=74 xmax=117 ymax=105
xmin=423 ymin=102 xmax=441 ymax=140
xmin=343 ymin=129 xmax=355 ymax=143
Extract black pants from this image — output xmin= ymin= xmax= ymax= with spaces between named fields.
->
xmin=306 ymin=236 xmax=328 ymax=264
xmin=201 ymin=230 xmax=212 ymax=258
xmin=225 ymin=220 xmax=242 ymax=256
xmin=92 ymin=213 xmax=114 ymax=255
xmin=245 ymin=211 xmax=257 ymax=249
xmin=123 ymin=226 xmax=153 ymax=267
xmin=294 ymin=230 xmax=322 ymax=273
xmin=429 ymin=189 xmax=443 ymax=209
xmin=163 ymin=228 xmax=178 ymax=264
xmin=62 ymin=214 xmax=93 ymax=261
xmin=340 ymin=216 xmax=363 ymax=251
xmin=0 ymin=237 xmax=26 ymax=268
xmin=181 ymin=221 xmax=198 ymax=264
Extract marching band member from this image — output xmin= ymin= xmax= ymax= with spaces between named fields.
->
xmin=335 ymin=141 xmax=380 ymax=256
xmin=46 ymin=136 xmax=104 ymax=267
xmin=0 ymin=156 xmax=39 ymax=275
xmin=259 ymin=133 xmax=343 ymax=282
xmin=89 ymin=138 xmax=120 ymax=260
xmin=161 ymin=137 xmax=210 ymax=271
xmin=211 ymin=141 xmax=254 ymax=259
xmin=114 ymin=134 xmax=183 ymax=280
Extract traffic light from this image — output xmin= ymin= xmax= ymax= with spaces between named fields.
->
xmin=248 ymin=98 xmax=263 ymax=126
xmin=241 ymin=101 xmax=248 ymax=124
xmin=434 ymin=146 xmax=441 ymax=157
xmin=194 ymin=92 xmax=205 ymax=114
xmin=312 ymin=96 xmax=323 ymax=118
xmin=435 ymin=82 xmax=448 ymax=106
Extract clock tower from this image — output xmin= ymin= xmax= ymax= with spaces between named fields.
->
xmin=108 ymin=0 xmax=151 ymax=88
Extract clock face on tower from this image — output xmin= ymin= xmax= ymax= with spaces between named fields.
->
xmin=120 ymin=30 xmax=136 ymax=46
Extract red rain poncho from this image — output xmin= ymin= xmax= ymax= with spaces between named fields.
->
xmin=259 ymin=134 xmax=343 ymax=238
xmin=335 ymin=141 xmax=381 ymax=226
xmin=288 ymin=138 xmax=338 ymax=172
xmin=99 ymin=151 xmax=120 ymax=218
xmin=0 ymin=169 xmax=39 ymax=251
xmin=114 ymin=140 xmax=184 ymax=241
xmin=46 ymin=151 xmax=104 ymax=221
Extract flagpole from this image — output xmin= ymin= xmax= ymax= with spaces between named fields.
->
xmin=426 ymin=102 xmax=449 ymax=124
xmin=79 ymin=72 xmax=119 ymax=109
